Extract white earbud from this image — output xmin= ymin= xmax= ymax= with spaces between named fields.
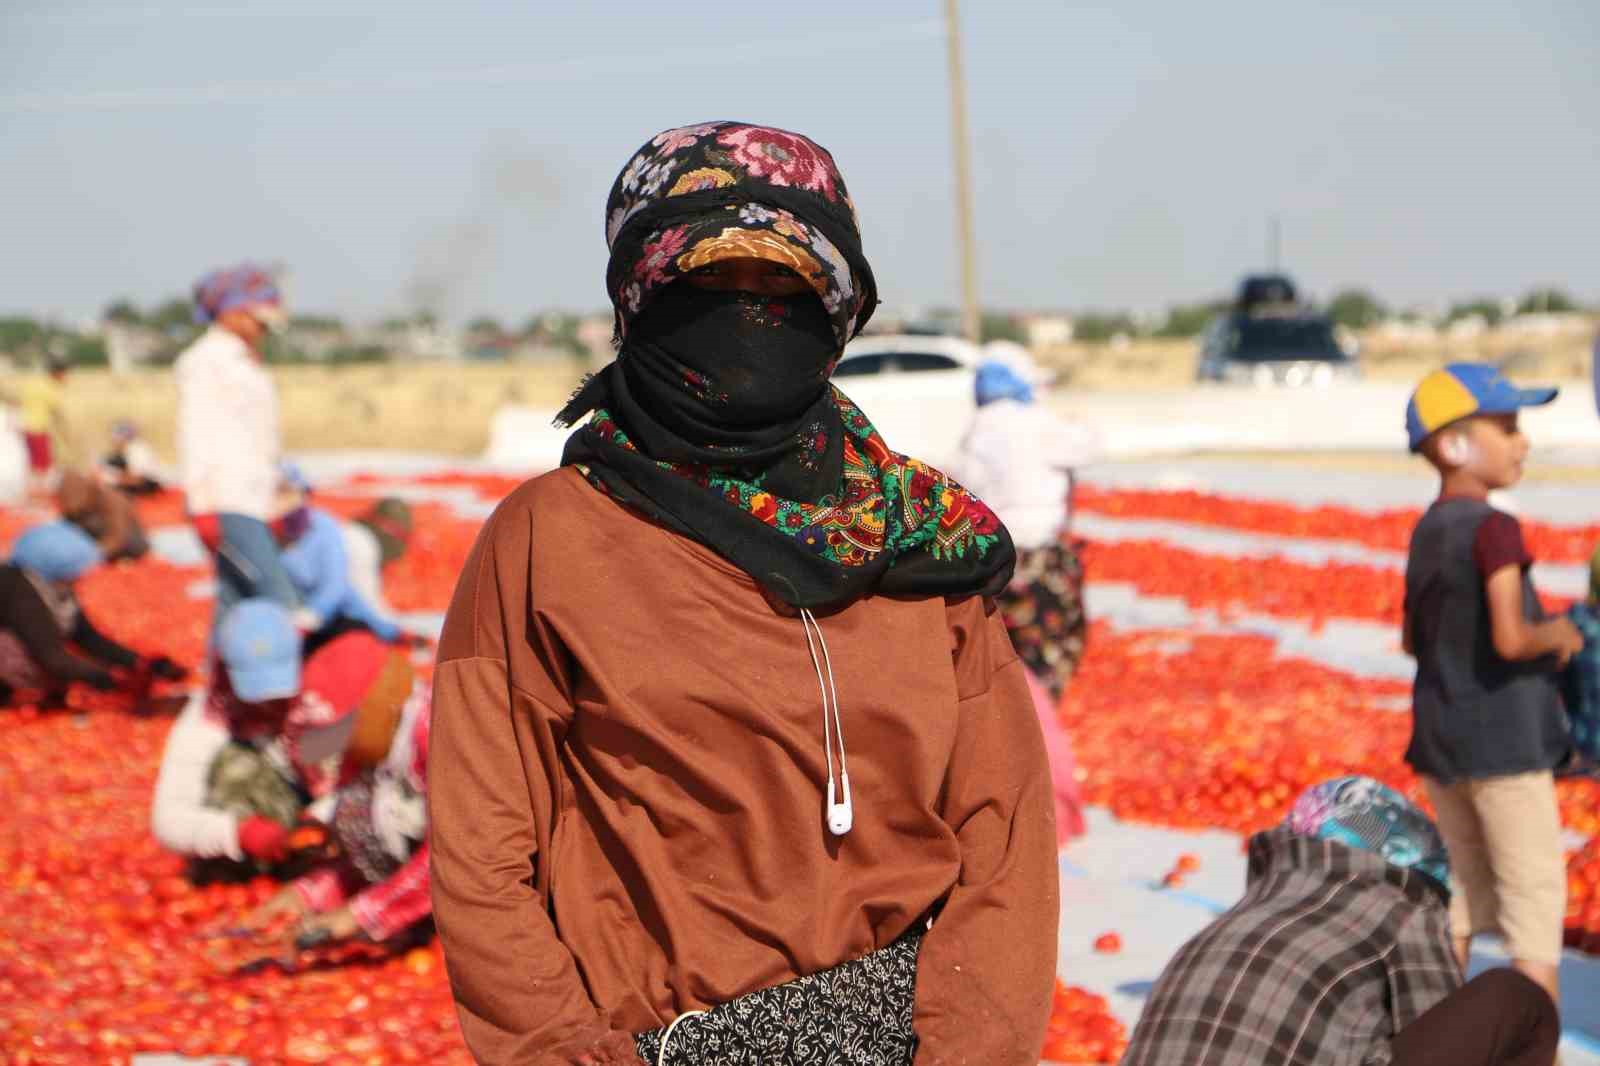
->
xmin=803 ymin=609 xmax=854 ymax=839
xmin=827 ymin=773 xmax=853 ymax=836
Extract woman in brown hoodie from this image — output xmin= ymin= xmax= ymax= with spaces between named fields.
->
xmin=429 ymin=122 xmax=1059 ymax=1066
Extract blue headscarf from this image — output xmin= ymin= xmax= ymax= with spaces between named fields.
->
xmin=975 ymin=361 xmax=1035 ymax=406
xmin=10 ymin=521 xmax=102 ymax=583
xmin=1286 ymin=775 xmax=1449 ymax=888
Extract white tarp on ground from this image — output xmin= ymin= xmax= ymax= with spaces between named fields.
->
xmin=1050 ymin=380 xmax=1597 ymax=458
xmin=483 ymin=406 xmax=576 ymax=472
xmin=482 ymin=379 xmax=1597 ymax=470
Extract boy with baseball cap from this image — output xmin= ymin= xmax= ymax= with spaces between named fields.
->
xmin=1402 ymin=362 xmax=1580 ymax=1009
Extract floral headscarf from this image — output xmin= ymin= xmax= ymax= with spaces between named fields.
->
xmin=558 ymin=122 xmax=1014 ymax=611
xmin=603 ymin=121 xmax=876 ymax=346
xmin=1287 ymin=776 xmax=1450 ymax=889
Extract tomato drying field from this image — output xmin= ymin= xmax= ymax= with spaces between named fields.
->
xmin=2 ymin=456 xmax=1598 ymax=1065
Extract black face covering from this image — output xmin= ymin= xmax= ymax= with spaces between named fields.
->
xmin=557 ymin=273 xmax=1016 ymax=610
xmin=621 ymin=285 xmax=839 ymax=441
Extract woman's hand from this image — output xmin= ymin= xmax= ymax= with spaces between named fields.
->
xmin=242 ymin=885 xmax=308 ymax=930
xmin=144 ymin=656 xmax=189 ymax=682
xmin=294 ymin=905 xmax=363 ymax=948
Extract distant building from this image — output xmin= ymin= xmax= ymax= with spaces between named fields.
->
xmin=101 ymin=321 xmax=170 ymax=372
xmin=374 ymin=321 xmax=462 ymax=362
xmin=576 ymin=315 xmax=614 ymax=361
xmin=1021 ymin=314 xmax=1074 ymax=347
xmin=1500 ymin=311 xmax=1592 ymax=338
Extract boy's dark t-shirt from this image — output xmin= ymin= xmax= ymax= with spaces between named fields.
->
xmin=1404 ymin=496 xmax=1569 ymax=783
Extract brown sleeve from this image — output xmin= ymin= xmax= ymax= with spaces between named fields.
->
xmin=913 ymin=597 xmax=1059 ymax=1065
xmin=428 ymin=501 xmax=643 ymax=1066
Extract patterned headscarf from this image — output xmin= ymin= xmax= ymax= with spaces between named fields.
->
xmin=602 ymin=121 xmax=876 ymax=345
xmin=1286 ymin=776 xmax=1449 ymax=888
xmin=192 ymin=264 xmax=281 ymax=325
xmin=558 ymin=122 xmax=1014 ymax=611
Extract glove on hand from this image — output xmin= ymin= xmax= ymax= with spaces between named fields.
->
xmin=192 ymin=514 xmax=223 ymax=552
xmin=238 ymin=815 xmax=290 ymax=863
xmin=145 ymin=656 xmax=188 ymax=682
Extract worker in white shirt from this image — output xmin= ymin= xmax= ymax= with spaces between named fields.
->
xmin=951 ymin=342 xmax=1099 ymax=843
xmin=952 ymin=343 xmax=1100 ymax=693
xmin=175 ymin=264 xmax=298 ymax=619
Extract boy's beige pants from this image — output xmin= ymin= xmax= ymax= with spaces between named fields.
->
xmin=1422 ymin=770 xmax=1566 ymax=966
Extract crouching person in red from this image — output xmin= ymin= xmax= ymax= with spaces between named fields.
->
xmin=244 ymin=642 xmax=432 ymax=947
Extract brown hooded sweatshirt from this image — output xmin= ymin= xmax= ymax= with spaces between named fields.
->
xmin=57 ymin=470 xmax=147 ymax=561
xmin=428 ymin=468 xmax=1058 ymax=1066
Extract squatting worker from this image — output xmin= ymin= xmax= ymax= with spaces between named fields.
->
xmin=176 ymin=264 xmax=297 ymax=618
xmin=1123 ymin=776 xmax=1559 ymax=1066
xmin=429 ymin=122 xmax=1059 ymax=1066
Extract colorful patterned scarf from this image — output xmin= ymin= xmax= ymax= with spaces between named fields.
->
xmin=559 ymin=122 xmax=1014 ymax=610
xmin=1286 ymin=776 xmax=1450 ymax=889
xmin=192 ymin=263 xmax=281 ymax=325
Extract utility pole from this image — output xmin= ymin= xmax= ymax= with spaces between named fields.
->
xmin=944 ymin=0 xmax=980 ymax=342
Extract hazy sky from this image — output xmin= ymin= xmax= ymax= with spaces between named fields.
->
xmin=3 ymin=1 xmax=1596 ymax=324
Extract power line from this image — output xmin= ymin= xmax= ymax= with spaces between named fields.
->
xmin=2 ymin=19 xmax=944 ymax=115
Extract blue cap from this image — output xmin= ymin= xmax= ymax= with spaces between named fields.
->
xmin=10 ymin=521 xmax=102 ymax=583
xmin=217 ymin=598 xmax=302 ymax=702
xmin=279 ymin=460 xmax=311 ymax=496
xmin=1405 ymin=362 xmax=1558 ymax=452
xmin=975 ymin=361 xmax=1035 ymax=406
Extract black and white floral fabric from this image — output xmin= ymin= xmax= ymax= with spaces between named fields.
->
xmin=635 ymin=930 xmax=922 ymax=1066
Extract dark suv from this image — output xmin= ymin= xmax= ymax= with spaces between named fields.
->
xmin=1196 ymin=274 xmax=1360 ymax=385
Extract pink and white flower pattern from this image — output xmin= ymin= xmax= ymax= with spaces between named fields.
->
xmin=715 ymin=125 xmax=839 ymax=200
xmin=650 ymin=123 xmax=720 ymax=156
xmin=634 ymin=225 xmax=691 ymax=289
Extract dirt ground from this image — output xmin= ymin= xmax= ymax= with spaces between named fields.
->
xmin=1039 ymin=326 xmax=1595 ymax=391
xmin=3 ymin=361 xmax=583 ymax=464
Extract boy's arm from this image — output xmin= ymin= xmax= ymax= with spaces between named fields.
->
xmin=1485 ymin=565 xmax=1582 ymax=666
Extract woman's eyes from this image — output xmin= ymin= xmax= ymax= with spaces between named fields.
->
xmin=692 ymin=263 xmax=798 ymax=279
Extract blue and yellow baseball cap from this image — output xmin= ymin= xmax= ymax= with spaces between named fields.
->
xmin=1405 ymin=362 xmax=1558 ymax=452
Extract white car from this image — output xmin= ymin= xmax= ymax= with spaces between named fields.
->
xmin=831 ymin=334 xmax=983 ymax=469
